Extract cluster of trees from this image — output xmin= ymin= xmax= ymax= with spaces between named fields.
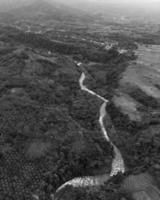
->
xmin=108 ymin=30 xmax=160 ymax=46
xmin=129 ymin=88 xmax=160 ymax=109
xmin=2 ymin=24 xmax=159 ymax=200
xmin=108 ymin=33 xmax=138 ymax=50
xmin=136 ymin=33 xmax=160 ymax=45
xmin=85 ymin=52 xmax=135 ymax=100
xmin=54 ymin=173 xmax=133 ymax=200
xmin=1 ymin=27 xmax=137 ymax=64
xmin=107 ymin=101 xmax=160 ymax=174
xmin=0 ymin=46 xmax=115 ymax=199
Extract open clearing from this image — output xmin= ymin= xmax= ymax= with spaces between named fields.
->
xmin=113 ymin=44 xmax=160 ymax=121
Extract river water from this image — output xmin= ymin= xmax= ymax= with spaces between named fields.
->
xmin=54 ymin=67 xmax=125 ymax=199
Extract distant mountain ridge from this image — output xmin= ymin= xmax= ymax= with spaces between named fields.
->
xmin=0 ymin=0 xmax=93 ymax=22
xmin=0 ymin=0 xmax=34 ymax=12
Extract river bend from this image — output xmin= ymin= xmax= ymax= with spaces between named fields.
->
xmin=54 ymin=67 xmax=125 ymax=199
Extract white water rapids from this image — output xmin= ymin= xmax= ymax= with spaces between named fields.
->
xmin=79 ymin=72 xmax=125 ymax=176
xmin=53 ymin=69 xmax=125 ymax=200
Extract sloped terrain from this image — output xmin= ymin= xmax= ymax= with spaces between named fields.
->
xmin=83 ymin=44 xmax=160 ymax=175
xmin=0 ymin=3 xmax=160 ymax=198
xmin=0 ymin=46 xmax=113 ymax=200
xmin=109 ymin=45 xmax=160 ymax=175
xmin=0 ymin=40 xmax=160 ymax=200
xmin=78 ymin=44 xmax=160 ymax=200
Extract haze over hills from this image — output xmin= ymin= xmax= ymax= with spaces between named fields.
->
xmin=0 ymin=0 xmax=160 ymax=200
xmin=0 ymin=0 xmax=160 ymax=24
xmin=0 ymin=0 xmax=94 ymax=23
xmin=0 ymin=0 xmax=33 ymax=11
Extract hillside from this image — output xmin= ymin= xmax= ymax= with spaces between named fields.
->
xmin=0 ymin=37 xmax=160 ymax=200
xmin=0 ymin=45 xmax=115 ymax=200
xmin=0 ymin=3 xmax=160 ymax=199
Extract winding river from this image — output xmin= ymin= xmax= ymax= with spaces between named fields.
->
xmin=54 ymin=65 xmax=125 ymax=200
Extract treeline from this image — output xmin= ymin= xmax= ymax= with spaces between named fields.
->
xmin=1 ymin=27 xmax=135 ymax=63
xmin=9 ymin=32 xmax=81 ymax=54
xmin=110 ymin=31 xmax=160 ymax=45
xmin=136 ymin=32 xmax=160 ymax=45
xmin=0 ymin=47 xmax=114 ymax=199
xmin=108 ymin=33 xmax=138 ymax=50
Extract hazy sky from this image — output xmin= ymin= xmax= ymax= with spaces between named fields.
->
xmin=0 ymin=0 xmax=160 ymax=5
xmin=88 ymin=0 xmax=160 ymax=5
xmin=90 ymin=0 xmax=160 ymax=2
xmin=0 ymin=0 xmax=160 ymax=11
xmin=0 ymin=0 xmax=160 ymax=3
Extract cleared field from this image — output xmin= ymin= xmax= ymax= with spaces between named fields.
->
xmin=121 ymin=63 xmax=160 ymax=99
xmin=136 ymin=45 xmax=160 ymax=71
xmin=113 ymin=91 xmax=141 ymax=121
xmin=113 ymin=44 xmax=160 ymax=121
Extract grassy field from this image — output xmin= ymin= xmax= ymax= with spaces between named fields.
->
xmin=112 ymin=44 xmax=160 ymax=122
